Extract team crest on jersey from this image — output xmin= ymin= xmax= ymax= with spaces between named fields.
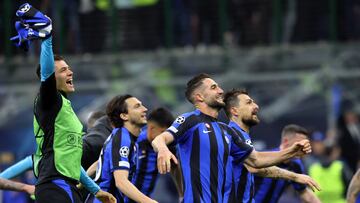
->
xmin=19 ymin=4 xmax=31 ymax=13
xmin=119 ymin=146 xmax=130 ymax=158
xmin=245 ymin=139 xmax=253 ymax=147
xmin=175 ymin=116 xmax=185 ymax=124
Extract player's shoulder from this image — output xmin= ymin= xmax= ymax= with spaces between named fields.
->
xmin=112 ymin=127 xmax=133 ymax=143
xmin=173 ymin=110 xmax=201 ymax=124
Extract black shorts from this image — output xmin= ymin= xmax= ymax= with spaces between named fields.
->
xmin=35 ymin=179 xmax=82 ymax=203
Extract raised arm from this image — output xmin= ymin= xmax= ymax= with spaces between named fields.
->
xmin=40 ymin=37 xmax=55 ymax=82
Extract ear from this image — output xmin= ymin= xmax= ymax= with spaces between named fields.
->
xmin=120 ymin=113 xmax=128 ymax=121
xmin=194 ymin=93 xmax=204 ymax=102
xmin=230 ymin=107 xmax=238 ymax=117
xmin=282 ymin=138 xmax=288 ymax=145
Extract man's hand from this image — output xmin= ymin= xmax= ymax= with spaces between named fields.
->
xmin=294 ymin=174 xmax=321 ymax=192
xmin=289 ymin=139 xmax=312 ymax=158
xmin=157 ymin=148 xmax=178 ymax=174
xmin=95 ymin=190 xmax=117 ymax=203
xmin=23 ymin=184 xmax=35 ymax=195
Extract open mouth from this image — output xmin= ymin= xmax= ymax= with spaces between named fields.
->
xmin=66 ymin=79 xmax=73 ymax=86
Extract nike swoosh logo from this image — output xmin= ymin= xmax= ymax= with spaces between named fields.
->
xmin=203 ymin=130 xmax=212 ymax=133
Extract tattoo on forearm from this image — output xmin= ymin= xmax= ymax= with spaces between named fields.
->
xmin=258 ymin=167 xmax=284 ymax=179
xmin=0 ymin=178 xmax=26 ymax=192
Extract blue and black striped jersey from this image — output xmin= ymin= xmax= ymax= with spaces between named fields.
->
xmin=254 ymin=148 xmax=306 ymax=203
xmin=167 ymin=109 xmax=253 ymax=203
xmin=94 ymin=127 xmax=137 ymax=203
xmin=228 ymin=121 xmax=255 ymax=203
xmin=131 ymin=128 xmax=158 ymax=197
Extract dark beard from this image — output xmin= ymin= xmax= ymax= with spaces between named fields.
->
xmin=243 ymin=117 xmax=260 ymax=127
xmin=208 ymin=100 xmax=225 ymax=110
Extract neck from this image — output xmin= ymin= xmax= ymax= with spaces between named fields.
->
xmin=123 ymin=123 xmax=141 ymax=137
xmin=231 ymin=117 xmax=250 ymax=133
xmin=196 ymin=103 xmax=219 ymax=119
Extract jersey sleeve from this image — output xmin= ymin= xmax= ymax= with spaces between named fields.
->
xmin=110 ymin=131 xmax=132 ymax=171
xmin=229 ymin=128 xmax=253 ymax=163
xmin=38 ymin=37 xmax=61 ymax=109
xmin=289 ymin=159 xmax=307 ymax=191
xmin=166 ymin=114 xmax=198 ymax=144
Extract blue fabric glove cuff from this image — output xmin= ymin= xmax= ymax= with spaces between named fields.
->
xmin=80 ymin=167 xmax=100 ymax=195
xmin=0 ymin=155 xmax=33 ymax=179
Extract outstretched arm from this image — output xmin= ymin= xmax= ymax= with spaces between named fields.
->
xmin=246 ymin=165 xmax=320 ymax=192
xmin=0 ymin=178 xmax=34 ymax=195
xmin=244 ymin=140 xmax=311 ymax=168
xmin=0 ymin=155 xmax=33 ymax=179
xmin=347 ymin=169 xmax=360 ymax=203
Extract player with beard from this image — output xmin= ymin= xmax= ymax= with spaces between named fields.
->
xmin=224 ymin=89 xmax=320 ymax=203
xmin=152 ymin=73 xmax=313 ymax=202
xmin=87 ymin=95 xmax=157 ymax=203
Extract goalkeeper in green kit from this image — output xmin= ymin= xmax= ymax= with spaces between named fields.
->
xmin=10 ymin=3 xmax=116 ymax=203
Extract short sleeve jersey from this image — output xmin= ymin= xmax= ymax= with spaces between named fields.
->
xmin=166 ymin=109 xmax=253 ymax=203
xmin=94 ymin=127 xmax=137 ymax=202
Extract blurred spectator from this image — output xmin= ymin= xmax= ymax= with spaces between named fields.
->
xmin=291 ymin=0 xmax=329 ymax=43
xmin=42 ymin=0 xmax=82 ymax=53
xmin=79 ymin=0 xmax=108 ymax=53
xmin=117 ymin=0 xmax=162 ymax=50
xmin=86 ymin=110 xmax=106 ymax=129
xmin=303 ymin=131 xmax=326 ymax=170
xmin=296 ymin=0 xmax=329 ymax=41
xmin=308 ymin=143 xmax=353 ymax=203
xmin=337 ymin=110 xmax=360 ymax=172
xmin=228 ymin=0 xmax=271 ymax=46
xmin=191 ymin=0 xmax=221 ymax=46
xmin=339 ymin=0 xmax=360 ymax=41
xmin=172 ymin=0 xmax=194 ymax=47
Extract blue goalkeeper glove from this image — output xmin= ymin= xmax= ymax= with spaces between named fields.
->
xmin=10 ymin=3 xmax=52 ymax=51
xmin=16 ymin=3 xmax=52 ymax=31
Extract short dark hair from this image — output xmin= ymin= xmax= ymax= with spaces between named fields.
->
xmin=36 ymin=55 xmax=65 ymax=79
xmin=148 ymin=107 xmax=174 ymax=128
xmin=281 ymin=124 xmax=309 ymax=139
xmin=106 ymin=94 xmax=133 ymax=128
xmin=185 ymin=73 xmax=211 ymax=103
xmin=223 ymin=88 xmax=248 ymax=118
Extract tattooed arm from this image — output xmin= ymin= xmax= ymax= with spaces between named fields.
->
xmin=0 ymin=178 xmax=34 ymax=195
xmin=245 ymin=165 xmax=321 ymax=192
xmin=347 ymin=169 xmax=360 ymax=203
